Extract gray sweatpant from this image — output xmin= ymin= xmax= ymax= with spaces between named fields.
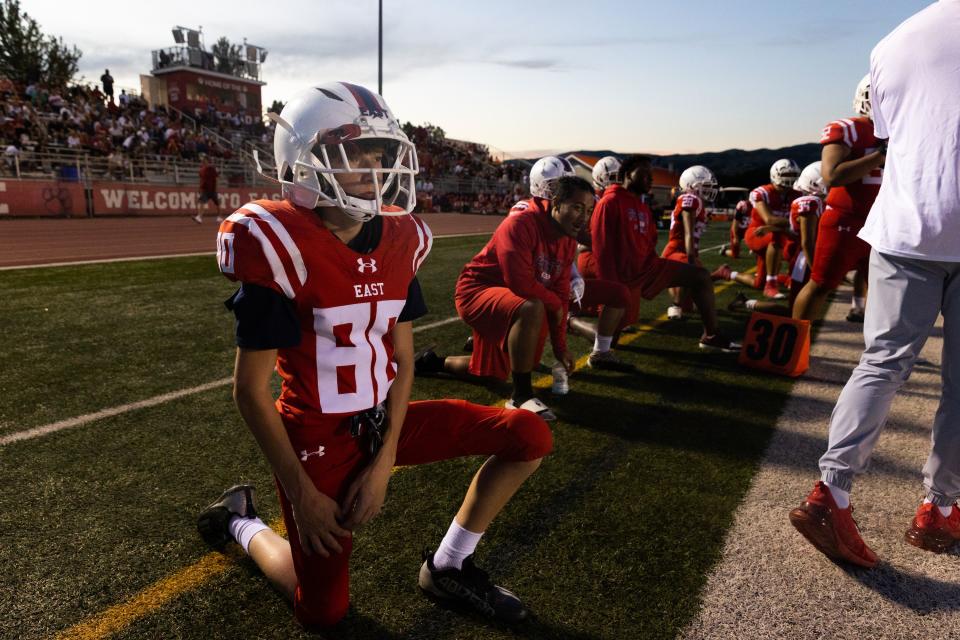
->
xmin=819 ymin=249 xmax=960 ymax=506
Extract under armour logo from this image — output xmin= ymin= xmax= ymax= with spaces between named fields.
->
xmin=357 ymin=257 xmax=378 ymax=273
xmin=299 ymin=445 xmax=325 ymax=462
xmin=838 ymin=225 xmax=852 ymax=233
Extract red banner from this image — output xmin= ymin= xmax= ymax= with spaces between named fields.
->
xmin=90 ymin=182 xmax=282 ymax=216
xmin=0 ymin=179 xmax=86 ymax=217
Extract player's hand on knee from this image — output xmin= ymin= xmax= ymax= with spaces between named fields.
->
xmin=340 ymin=462 xmax=391 ymax=529
xmin=292 ymin=488 xmax=351 ymax=557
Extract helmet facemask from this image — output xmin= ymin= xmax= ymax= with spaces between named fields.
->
xmin=853 ymin=74 xmax=872 ymax=120
xmin=693 ymin=181 xmax=719 ymax=203
xmin=289 ymin=129 xmax=418 ymax=222
xmin=772 ymin=172 xmax=799 ymax=190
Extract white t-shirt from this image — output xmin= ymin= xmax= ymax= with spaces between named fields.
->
xmin=859 ymin=0 xmax=960 ymax=262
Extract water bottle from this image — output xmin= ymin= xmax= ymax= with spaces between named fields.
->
xmin=551 ymin=362 xmax=569 ymax=395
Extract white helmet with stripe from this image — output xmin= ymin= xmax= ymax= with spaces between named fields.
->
xmin=770 ymin=158 xmax=801 ymax=189
xmin=530 ymin=156 xmax=575 ymax=199
xmin=678 ymin=165 xmax=719 ymax=203
xmin=592 ymin=156 xmax=622 ymax=190
xmin=853 ymin=74 xmax=871 ymax=119
xmin=262 ymin=81 xmax=419 ymax=222
xmin=794 ymin=161 xmax=826 ymax=197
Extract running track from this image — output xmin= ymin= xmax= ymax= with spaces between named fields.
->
xmin=0 ymin=213 xmax=504 ymax=268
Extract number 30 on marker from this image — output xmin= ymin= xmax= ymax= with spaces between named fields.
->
xmin=737 ymin=312 xmax=811 ymax=377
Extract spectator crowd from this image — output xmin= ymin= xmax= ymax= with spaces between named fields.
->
xmin=1 ymin=76 xmax=529 ymax=215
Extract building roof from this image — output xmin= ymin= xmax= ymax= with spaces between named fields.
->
xmin=564 ymin=153 xmax=603 ymax=169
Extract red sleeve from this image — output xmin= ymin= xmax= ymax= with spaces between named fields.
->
xmin=497 ymin=216 xmax=564 ymax=312
xmin=217 ymin=213 xmax=303 ymax=300
xmin=592 ymin=197 xmax=623 ymax=283
xmin=546 ymin=243 xmax=575 ymax=356
xmin=678 ymin=193 xmax=698 ymax=210
xmin=819 ymin=120 xmax=850 ymax=147
xmin=749 ymin=187 xmax=769 ymax=205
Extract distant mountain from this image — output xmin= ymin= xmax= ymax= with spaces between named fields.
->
xmin=549 ymin=144 xmax=823 ymax=188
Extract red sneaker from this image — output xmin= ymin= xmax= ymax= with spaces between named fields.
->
xmin=905 ymin=502 xmax=960 ymax=553
xmin=789 ymin=481 xmax=878 ymax=568
xmin=710 ymin=264 xmax=732 ymax=281
xmin=763 ymin=282 xmax=784 ymax=299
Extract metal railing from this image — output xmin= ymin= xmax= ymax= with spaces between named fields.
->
xmin=1 ymin=150 xmax=273 ymax=186
xmin=0 ymin=148 xmax=521 ymax=196
xmin=151 ymin=46 xmax=263 ymax=82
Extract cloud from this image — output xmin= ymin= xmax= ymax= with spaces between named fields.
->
xmin=491 ymin=58 xmax=561 ymax=70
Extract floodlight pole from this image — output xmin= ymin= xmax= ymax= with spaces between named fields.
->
xmin=378 ymin=0 xmax=383 ymax=95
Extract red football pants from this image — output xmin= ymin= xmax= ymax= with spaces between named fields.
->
xmin=810 ymin=207 xmax=870 ymax=289
xmin=277 ymin=399 xmax=553 ymax=629
xmin=573 ymin=277 xmax=631 ymax=318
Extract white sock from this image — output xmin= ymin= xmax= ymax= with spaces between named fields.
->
xmin=593 ymin=335 xmax=613 ymax=353
xmin=924 ymin=498 xmax=954 ymax=518
xmin=228 ymin=515 xmax=270 ymax=554
xmin=766 ymin=275 xmax=777 ymax=283
xmin=730 ymin=271 xmax=739 ymax=280
xmin=825 ymin=482 xmax=850 ymax=509
xmin=746 ymin=299 xmax=758 ymax=310
xmin=432 ymin=519 xmax=483 ymax=571
xmin=852 ymin=296 xmax=865 ymax=311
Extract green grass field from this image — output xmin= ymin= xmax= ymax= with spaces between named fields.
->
xmin=1 ymin=223 xmax=798 ymax=640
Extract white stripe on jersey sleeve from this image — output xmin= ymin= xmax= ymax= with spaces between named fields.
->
xmin=410 ymin=217 xmax=433 ymax=274
xmin=241 ymin=202 xmax=308 ymax=286
xmin=225 ymin=213 xmax=297 ymax=298
xmin=838 ymin=119 xmax=854 ymax=147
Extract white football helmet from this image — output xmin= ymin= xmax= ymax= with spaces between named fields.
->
xmin=794 ymin=161 xmax=826 ymax=197
xmin=592 ymin=156 xmax=622 ymax=190
xmin=853 ymin=73 xmax=871 ymax=119
xmin=678 ymin=165 xmax=719 ymax=203
xmin=262 ymin=82 xmax=418 ymax=222
xmin=770 ymin=159 xmax=801 ymax=189
xmin=530 ymin=156 xmax=575 ymax=199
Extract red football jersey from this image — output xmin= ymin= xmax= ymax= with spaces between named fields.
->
xmin=664 ymin=192 xmax=707 ymax=256
xmin=217 ymin=199 xmax=433 ymax=419
xmin=819 ymin=116 xmax=883 ymax=218
xmin=456 ymin=196 xmax=575 ymax=354
xmin=789 ymin=195 xmax=824 ymax=234
xmin=735 ymin=199 xmax=752 ymax=230
xmin=748 ymin=184 xmax=799 ymax=227
xmin=590 ymin=184 xmax=657 ymax=284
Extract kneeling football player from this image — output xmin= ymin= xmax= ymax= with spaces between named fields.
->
xmin=198 ymin=83 xmax=552 ymax=629
xmin=416 ymin=174 xmax=597 ymax=420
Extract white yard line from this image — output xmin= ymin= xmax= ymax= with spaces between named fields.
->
xmin=0 ymin=252 xmax=214 ymax=271
xmin=0 ymin=315 xmax=463 ymax=447
xmin=700 ymin=242 xmax=727 ymax=254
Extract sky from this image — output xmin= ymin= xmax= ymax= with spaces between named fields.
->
xmin=22 ymin=0 xmax=932 ymax=157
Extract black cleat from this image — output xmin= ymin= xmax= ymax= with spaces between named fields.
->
xmin=727 ymin=292 xmax=748 ymax=312
xmin=587 ymin=350 xmax=637 ymax=373
xmin=846 ymin=309 xmax=865 ymax=323
xmin=699 ymin=333 xmax=742 ymax=353
xmin=197 ymin=485 xmax=258 ymax=550
xmin=463 ymin=336 xmax=474 ymax=353
xmin=414 ymin=346 xmax=445 ymax=375
xmin=418 ymin=551 xmax=528 ymax=623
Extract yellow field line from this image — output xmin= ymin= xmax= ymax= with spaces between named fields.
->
xmin=55 ymin=276 xmax=745 ymax=640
